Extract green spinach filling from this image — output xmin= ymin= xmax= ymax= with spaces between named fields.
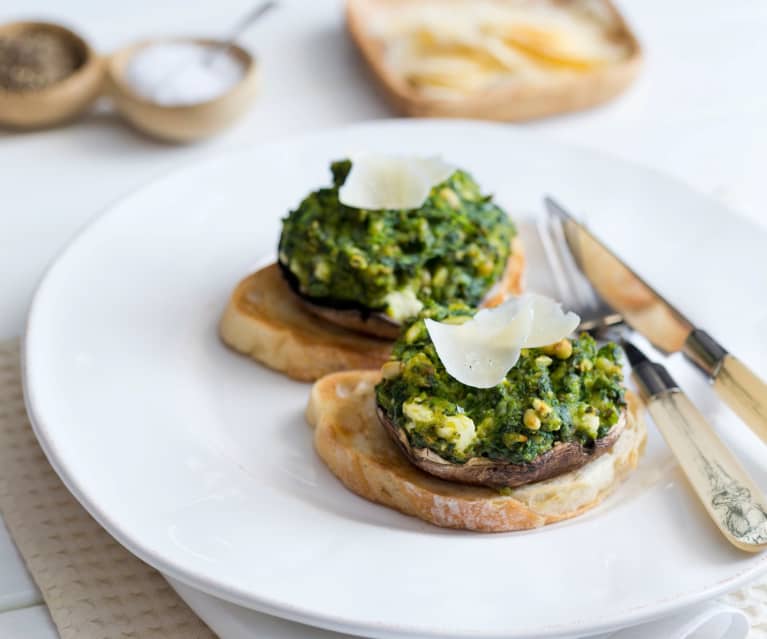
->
xmin=278 ymin=160 xmax=516 ymax=321
xmin=375 ymin=305 xmax=626 ymax=464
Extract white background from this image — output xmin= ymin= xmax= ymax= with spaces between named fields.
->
xmin=1 ymin=0 xmax=766 ymax=636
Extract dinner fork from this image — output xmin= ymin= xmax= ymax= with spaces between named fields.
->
xmin=536 ymin=208 xmax=767 ymax=552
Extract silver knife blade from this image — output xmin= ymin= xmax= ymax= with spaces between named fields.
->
xmin=544 ymin=196 xmax=694 ymax=355
xmin=544 ymin=196 xmax=767 ymax=447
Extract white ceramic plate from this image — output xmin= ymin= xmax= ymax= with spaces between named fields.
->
xmin=24 ymin=121 xmax=767 ymax=639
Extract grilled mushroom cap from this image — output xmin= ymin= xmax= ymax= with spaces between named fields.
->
xmin=278 ymin=261 xmax=400 ymax=339
xmin=295 ymin=299 xmax=402 ymax=340
xmin=278 ymin=249 xmax=519 ymax=340
xmin=376 ymin=404 xmax=626 ymax=489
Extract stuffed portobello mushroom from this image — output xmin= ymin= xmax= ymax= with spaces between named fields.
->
xmin=278 ymin=158 xmax=519 ymax=339
xmin=375 ymin=304 xmax=628 ymax=489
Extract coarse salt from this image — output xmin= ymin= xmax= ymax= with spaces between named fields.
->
xmin=125 ymin=42 xmax=245 ymax=106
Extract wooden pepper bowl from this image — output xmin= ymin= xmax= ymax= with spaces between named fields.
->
xmin=0 ymin=21 xmax=105 ymax=129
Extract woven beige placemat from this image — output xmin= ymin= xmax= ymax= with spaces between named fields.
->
xmin=3 ymin=336 xmax=767 ymax=639
xmin=0 ymin=339 xmax=216 ymax=639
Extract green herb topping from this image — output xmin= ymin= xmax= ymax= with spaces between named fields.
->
xmin=376 ymin=305 xmax=626 ymax=464
xmin=278 ymin=160 xmax=516 ymax=321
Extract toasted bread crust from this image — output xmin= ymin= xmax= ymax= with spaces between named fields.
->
xmin=307 ymin=370 xmax=646 ymax=532
xmin=220 ymin=238 xmax=524 ymax=380
xmin=219 ymin=264 xmax=392 ymax=381
xmin=345 ymin=0 xmax=642 ymax=122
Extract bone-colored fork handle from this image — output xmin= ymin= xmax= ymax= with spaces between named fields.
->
xmin=713 ymin=355 xmax=767 ymax=444
xmin=646 ymin=389 xmax=767 ymax=552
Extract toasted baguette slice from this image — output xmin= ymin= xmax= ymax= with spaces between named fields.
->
xmin=219 ymin=263 xmax=392 ymax=382
xmin=346 ymin=0 xmax=641 ymax=121
xmin=220 ymin=238 xmax=524 ymax=381
xmin=307 ymin=370 xmax=646 ymax=532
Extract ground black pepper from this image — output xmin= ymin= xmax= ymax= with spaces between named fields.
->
xmin=0 ymin=29 xmax=82 ymax=91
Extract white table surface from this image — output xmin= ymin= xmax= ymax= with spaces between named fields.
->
xmin=1 ymin=0 xmax=766 ymax=636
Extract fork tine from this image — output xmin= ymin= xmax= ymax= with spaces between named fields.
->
xmin=543 ymin=206 xmax=628 ymax=335
xmin=536 ymin=216 xmax=576 ymax=308
xmin=537 ymin=207 xmax=624 ymax=336
xmin=537 ymin=213 xmax=593 ymax=313
xmin=546 ymin=212 xmax=602 ymax=312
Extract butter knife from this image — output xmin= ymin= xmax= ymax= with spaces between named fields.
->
xmin=544 ymin=196 xmax=767 ymax=445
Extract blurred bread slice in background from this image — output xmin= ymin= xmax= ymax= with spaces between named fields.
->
xmin=346 ymin=0 xmax=641 ymax=120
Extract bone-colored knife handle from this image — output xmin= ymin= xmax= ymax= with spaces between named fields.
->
xmin=646 ymin=390 xmax=767 ymax=552
xmin=685 ymin=329 xmax=767 ymax=446
xmin=713 ymin=355 xmax=767 ymax=444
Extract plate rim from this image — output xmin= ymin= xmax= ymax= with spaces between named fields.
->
xmin=22 ymin=118 xmax=767 ymax=639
